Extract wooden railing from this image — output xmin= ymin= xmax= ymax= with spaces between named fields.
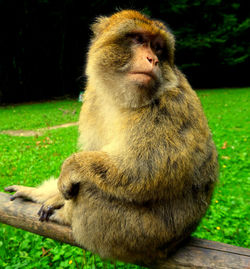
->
xmin=0 ymin=192 xmax=249 ymax=268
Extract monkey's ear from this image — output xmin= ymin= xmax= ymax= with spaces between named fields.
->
xmin=167 ymin=34 xmax=176 ymax=67
xmin=91 ymin=16 xmax=110 ymax=37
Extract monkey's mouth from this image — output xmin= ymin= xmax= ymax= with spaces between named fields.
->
xmin=128 ymin=71 xmax=156 ymax=84
xmin=130 ymin=71 xmax=155 ymax=78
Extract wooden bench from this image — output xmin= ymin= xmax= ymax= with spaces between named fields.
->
xmin=0 ymin=192 xmax=249 ymax=268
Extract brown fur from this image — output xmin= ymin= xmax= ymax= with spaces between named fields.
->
xmin=5 ymin=10 xmax=218 ymax=266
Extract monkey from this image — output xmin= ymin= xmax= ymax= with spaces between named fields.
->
xmin=5 ymin=10 xmax=218 ymax=267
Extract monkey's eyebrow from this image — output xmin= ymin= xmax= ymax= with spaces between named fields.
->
xmin=126 ymin=31 xmax=158 ymax=41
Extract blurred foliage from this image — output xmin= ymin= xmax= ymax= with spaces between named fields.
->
xmin=0 ymin=0 xmax=249 ymax=103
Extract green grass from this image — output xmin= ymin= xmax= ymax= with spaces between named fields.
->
xmin=0 ymin=88 xmax=249 ymax=268
xmin=194 ymin=88 xmax=250 ymax=247
xmin=0 ymin=100 xmax=82 ymax=131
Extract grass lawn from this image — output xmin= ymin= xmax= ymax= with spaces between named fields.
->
xmin=0 ymin=100 xmax=82 ymax=131
xmin=0 ymin=88 xmax=249 ymax=268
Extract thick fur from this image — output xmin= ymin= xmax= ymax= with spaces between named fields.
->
xmin=5 ymin=10 xmax=218 ymax=266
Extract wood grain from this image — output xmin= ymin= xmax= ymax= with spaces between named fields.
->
xmin=0 ymin=192 xmax=249 ymax=268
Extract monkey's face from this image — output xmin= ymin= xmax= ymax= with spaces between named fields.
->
xmin=125 ymin=33 xmax=163 ymax=89
xmin=86 ymin=10 xmax=178 ymax=108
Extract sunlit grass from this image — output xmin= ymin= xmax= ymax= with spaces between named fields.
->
xmin=0 ymin=88 xmax=249 ymax=268
xmin=0 ymin=99 xmax=81 ymax=131
xmin=194 ymin=88 xmax=249 ymax=247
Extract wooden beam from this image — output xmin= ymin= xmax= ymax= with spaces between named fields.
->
xmin=0 ymin=192 xmax=79 ymax=247
xmin=0 ymin=192 xmax=249 ymax=268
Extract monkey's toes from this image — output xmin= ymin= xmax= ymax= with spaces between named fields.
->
xmin=4 ymin=185 xmax=18 ymax=193
xmin=4 ymin=186 xmax=22 ymax=201
xmin=61 ymin=182 xmax=80 ymax=200
xmin=38 ymin=205 xmax=55 ymax=222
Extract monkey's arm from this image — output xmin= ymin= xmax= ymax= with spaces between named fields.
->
xmin=58 ymin=151 xmax=164 ymax=202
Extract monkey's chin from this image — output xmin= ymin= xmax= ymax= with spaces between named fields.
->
xmin=128 ymin=73 xmax=155 ymax=88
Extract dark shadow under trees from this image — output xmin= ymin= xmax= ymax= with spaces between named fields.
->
xmin=0 ymin=0 xmax=249 ymax=103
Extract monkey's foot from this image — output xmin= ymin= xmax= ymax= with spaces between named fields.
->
xmin=4 ymin=185 xmax=35 ymax=201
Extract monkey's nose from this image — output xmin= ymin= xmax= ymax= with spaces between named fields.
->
xmin=147 ymin=56 xmax=159 ymax=66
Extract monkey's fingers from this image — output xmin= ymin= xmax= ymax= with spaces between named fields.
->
xmin=38 ymin=205 xmax=55 ymax=222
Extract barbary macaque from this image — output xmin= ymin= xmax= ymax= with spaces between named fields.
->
xmin=5 ymin=10 xmax=218 ymax=266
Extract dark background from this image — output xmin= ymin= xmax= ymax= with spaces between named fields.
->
xmin=0 ymin=0 xmax=249 ymax=103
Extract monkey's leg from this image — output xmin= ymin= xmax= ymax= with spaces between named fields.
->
xmin=5 ymin=177 xmax=60 ymax=203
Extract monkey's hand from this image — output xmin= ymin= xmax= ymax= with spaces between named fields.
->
xmin=58 ymin=151 xmax=155 ymax=202
xmin=58 ymin=154 xmax=83 ymax=200
xmin=58 ymin=151 xmax=118 ymax=200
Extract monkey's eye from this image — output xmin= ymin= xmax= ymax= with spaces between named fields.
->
xmin=154 ymin=43 xmax=164 ymax=56
xmin=129 ymin=33 xmax=145 ymax=44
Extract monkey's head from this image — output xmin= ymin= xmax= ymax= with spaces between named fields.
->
xmin=86 ymin=10 xmax=178 ymax=108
